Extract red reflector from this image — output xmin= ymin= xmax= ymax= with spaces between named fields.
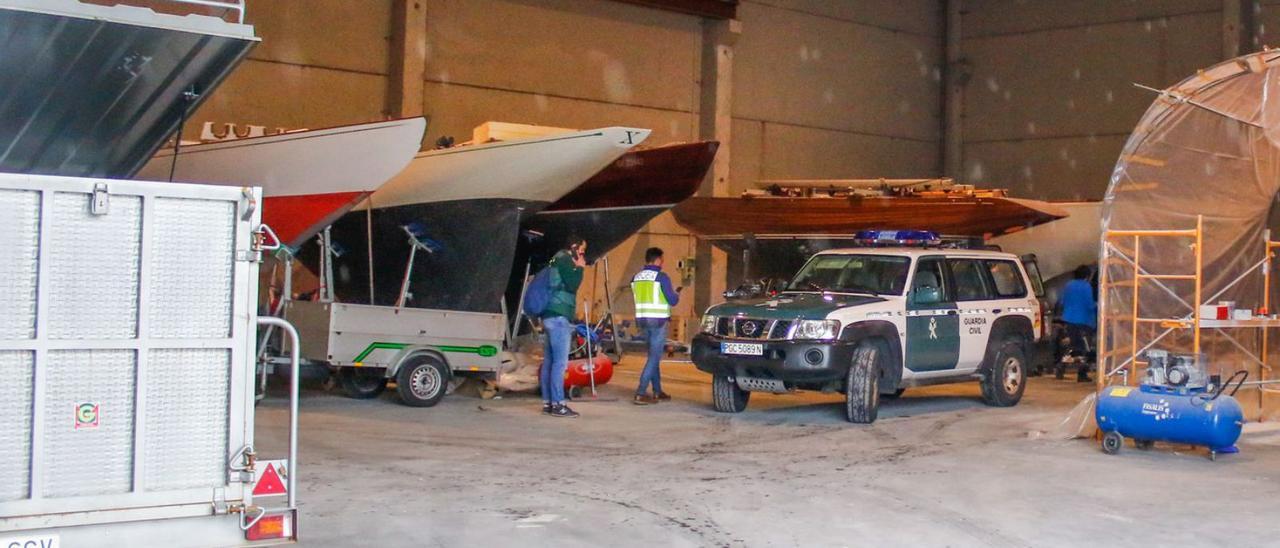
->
xmin=246 ymin=514 xmax=290 ymax=541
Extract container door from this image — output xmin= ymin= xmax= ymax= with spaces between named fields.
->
xmin=0 ymin=175 xmax=259 ymax=531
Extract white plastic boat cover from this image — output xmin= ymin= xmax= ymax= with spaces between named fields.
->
xmin=0 ymin=0 xmax=256 ymax=178
xmin=1103 ymin=50 xmax=1280 ymax=418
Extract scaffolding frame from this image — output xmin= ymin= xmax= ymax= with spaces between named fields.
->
xmin=1100 ymin=217 xmax=1280 ymax=413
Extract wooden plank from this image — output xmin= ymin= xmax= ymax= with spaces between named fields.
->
xmin=610 ymin=0 xmax=737 ymax=19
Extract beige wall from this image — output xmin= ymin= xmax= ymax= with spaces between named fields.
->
xmin=730 ymin=0 xmax=944 ymax=194
xmin=190 ymin=0 xmax=392 ymax=134
xmin=959 ymin=0 xmax=1225 ymax=201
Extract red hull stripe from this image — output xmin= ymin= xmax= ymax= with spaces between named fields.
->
xmin=263 ymin=191 xmax=368 ymax=248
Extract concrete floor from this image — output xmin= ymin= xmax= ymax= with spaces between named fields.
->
xmin=254 ymin=357 xmax=1280 ymax=547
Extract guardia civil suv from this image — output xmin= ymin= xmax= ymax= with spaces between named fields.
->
xmin=692 ymin=231 xmax=1042 ymax=423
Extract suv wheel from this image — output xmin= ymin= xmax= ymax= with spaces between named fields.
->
xmin=845 ymin=342 xmax=881 ymax=423
xmin=981 ymin=339 xmax=1027 ymax=407
xmin=712 ymin=375 xmax=749 ymax=412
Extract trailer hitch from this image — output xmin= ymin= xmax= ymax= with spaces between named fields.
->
xmin=230 ymin=503 xmax=266 ymax=531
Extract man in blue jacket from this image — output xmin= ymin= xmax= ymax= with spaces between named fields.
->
xmin=1058 ymin=265 xmax=1096 ymax=382
xmin=631 ymin=247 xmax=680 ymax=405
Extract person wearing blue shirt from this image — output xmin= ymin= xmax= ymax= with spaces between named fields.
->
xmin=1058 ymin=265 xmax=1096 ymax=382
xmin=630 ymin=247 xmax=681 ymax=405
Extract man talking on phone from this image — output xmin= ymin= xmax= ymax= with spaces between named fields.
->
xmin=540 ymin=235 xmax=587 ymax=418
xmin=630 ymin=247 xmax=680 ymax=405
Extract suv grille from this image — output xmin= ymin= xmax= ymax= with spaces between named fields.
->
xmin=716 ymin=317 xmax=791 ymax=340
xmin=734 ymin=318 xmax=767 ymax=339
xmin=769 ymin=320 xmax=793 ymax=339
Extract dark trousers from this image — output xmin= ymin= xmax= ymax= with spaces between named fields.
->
xmin=1065 ymin=323 xmax=1091 ymax=357
xmin=1062 ymin=323 xmax=1092 ymax=378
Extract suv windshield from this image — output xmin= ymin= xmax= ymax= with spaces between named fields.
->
xmin=785 ymin=254 xmax=911 ymax=295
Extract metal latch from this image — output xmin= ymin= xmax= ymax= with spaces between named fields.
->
xmin=91 ymin=183 xmax=109 ymax=215
xmin=240 ymin=187 xmax=257 ymax=221
xmin=238 ymin=225 xmax=282 ymax=263
xmin=229 ymin=444 xmax=257 ymax=483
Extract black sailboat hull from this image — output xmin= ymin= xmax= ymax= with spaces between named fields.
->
xmin=520 ymin=205 xmax=670 ymax=267
xmin=303 ymin=198 xmax=544 ymax=314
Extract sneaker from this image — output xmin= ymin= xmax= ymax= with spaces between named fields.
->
xmin=633 ymin=394 xmax=656 ymax=405
xmin=541 ymin=403 xmax=552 ymax=415
xmin=549 ymin=404 xmax=580 ymax=418
xmin=655 ymin=391 xmax=672 ymax=401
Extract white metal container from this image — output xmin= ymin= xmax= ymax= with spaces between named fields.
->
xmin=0 ymin=173 xmax=296 ymax=546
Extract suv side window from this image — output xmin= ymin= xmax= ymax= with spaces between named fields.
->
xmin=985 ymin=260 xmax=1027 ymax=298
xmin=912 ymin=257 xmax=949 ymax=301
xmin=948 ymin=259 xmax=991 ymax=301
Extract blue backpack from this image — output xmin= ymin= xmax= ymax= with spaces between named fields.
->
xmin=522 ymin=266 xmax=558 ymax=316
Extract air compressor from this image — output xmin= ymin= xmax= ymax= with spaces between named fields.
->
xmin=1095 ymin=350 xmax=1247 ymax=460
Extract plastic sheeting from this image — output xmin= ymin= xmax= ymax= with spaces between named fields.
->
xmin=1103 ymin=51 xmax=1280 ymax=419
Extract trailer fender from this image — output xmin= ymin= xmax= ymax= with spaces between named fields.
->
xmin=389 ymin=347 xmax=452 ymax=378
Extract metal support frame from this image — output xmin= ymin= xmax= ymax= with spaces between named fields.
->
xmin=254 ymin=317 xmax=299 ymax=513
xmin=1101 ymin=217 xmax=1280 ymax=416
xmin=1098 ymin=216 xmax=1202 ymax=390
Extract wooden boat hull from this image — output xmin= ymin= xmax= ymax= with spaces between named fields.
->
xmin=672 ymin=195 xmax=1067 ymax=240
xmin=522 ymin=140 xmax=718 ymax=264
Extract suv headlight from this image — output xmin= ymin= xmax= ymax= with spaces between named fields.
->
xmin=791 ymin=319 xmax=840 ymax=341
xmin=701 ymin=314 xmax=718 ymax=334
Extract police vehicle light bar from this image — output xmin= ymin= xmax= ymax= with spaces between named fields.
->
xmin=854 ymin=229 xmax=942 ymax=247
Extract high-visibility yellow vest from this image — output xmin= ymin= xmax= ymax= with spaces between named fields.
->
xmin=631 ymin=269 xmax=670 ymax=319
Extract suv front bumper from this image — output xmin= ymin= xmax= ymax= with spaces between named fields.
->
xmin=690 ymin=333 xmax=857 ymax=384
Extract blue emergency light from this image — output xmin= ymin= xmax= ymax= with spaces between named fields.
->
xmin=854 ymin=229 xmax=942 ymax=247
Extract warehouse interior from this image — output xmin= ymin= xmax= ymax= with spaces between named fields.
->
xmin=5 ymin=0 xmax=1280 ymax=546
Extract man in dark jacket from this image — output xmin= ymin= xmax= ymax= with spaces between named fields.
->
xmin=631 ymin=247 xmax=680 ymax=405
xmin=540 ymin=235 xmax=586 ymax=417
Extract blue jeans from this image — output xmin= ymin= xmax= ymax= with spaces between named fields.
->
xmin=636 ymin=322 xmax=667 ymax=396
xmin=540 ymin=316 xmax=572 ymax=405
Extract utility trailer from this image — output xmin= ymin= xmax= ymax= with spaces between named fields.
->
xmin=0 ymin=174 xmax=299 ymax=546
xmin=284 ymin=300 xmax=507 ymax=406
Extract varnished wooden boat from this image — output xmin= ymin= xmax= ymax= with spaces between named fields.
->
xmin=521 ymin=140 xmax=718 ymax=264
xmin=672 ymin=193 xmax=1066 ymax=239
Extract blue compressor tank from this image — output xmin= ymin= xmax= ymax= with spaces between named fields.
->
xmin=1096 ymin=384 xmax=1245 ymax=451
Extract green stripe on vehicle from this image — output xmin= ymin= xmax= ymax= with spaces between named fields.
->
xmin=352 ymin=342 xmax=498 ymax=364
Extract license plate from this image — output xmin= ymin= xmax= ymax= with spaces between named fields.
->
xmin=0 ymin=533 xmax=59 ymax=548
xmin=721 ymin=342 xmax=764 ymax=356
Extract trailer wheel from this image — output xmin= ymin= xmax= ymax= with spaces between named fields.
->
xmin=338 ymin=367 xmax=387 ymax=399
xmin=396 ymin=355 xmax=449 ymax=407
xmin=712 ymin=375 xmax=749 ymax=413
xmin=1102 ymin=431 xmax=1124 ymax=455
xmin=846 ymin=343 xmax=881 ymax=424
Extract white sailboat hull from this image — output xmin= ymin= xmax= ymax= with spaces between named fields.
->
xmin=136 ymin=117 xmax=426 ymax=246
xmin=366 ymin=126 xmax=650 ymax=209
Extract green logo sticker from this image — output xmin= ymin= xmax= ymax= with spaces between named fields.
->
xmin=478 ymin=345 xmax=498 ymax=357
xmin=75 ymin=403 xmax=99 ymax=429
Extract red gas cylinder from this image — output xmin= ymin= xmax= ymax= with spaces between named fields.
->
xmin=564 ymin=354 xmax=613 ymax=389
